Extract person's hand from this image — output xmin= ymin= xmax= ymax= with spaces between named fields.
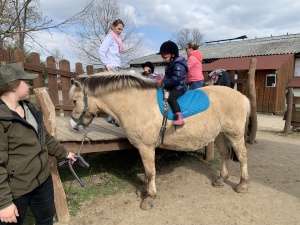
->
xmin=106 ymin=66 xmax=115 ymax=72
xmin=66 ymin=152 xmax=77 ymax=164
xmin=0 ymin=203 xmax=19 ymax=223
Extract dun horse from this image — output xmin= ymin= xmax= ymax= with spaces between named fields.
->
xmin=69 ymin=71 xmax=251 ymax=210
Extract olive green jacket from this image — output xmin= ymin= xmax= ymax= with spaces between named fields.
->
xmin=0 ymin=99 xmax=69 ymax=209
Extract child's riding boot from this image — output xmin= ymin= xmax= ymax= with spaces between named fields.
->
xmin=173 ymin=112 xmax=185 ymax=126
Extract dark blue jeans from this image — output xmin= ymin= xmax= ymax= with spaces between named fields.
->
xmin=168 ymin=89 xmax=184 ymax=113
xmin=0 ymin=175 xmax=55 ymax=225
xmin=188 ymin=80 xmax=204 ymax=90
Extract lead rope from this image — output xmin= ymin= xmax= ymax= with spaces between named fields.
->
xmin=59 ymin=130 xmax=90 ymax=187
xmin=157 ymin=90 xmax=170 ymax=145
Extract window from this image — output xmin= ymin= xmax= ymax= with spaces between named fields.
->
xmin=266 ymin=74 xmax=276 ymax=87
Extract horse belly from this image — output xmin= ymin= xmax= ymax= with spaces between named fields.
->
xmin=159 ymin=132 xmax=215 ymax=151
xmin=160 ymin=126 xmax=218 ymax=151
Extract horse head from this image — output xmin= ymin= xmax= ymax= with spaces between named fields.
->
xmin=69 ymin=71 xmax=159 ymax=130
xmin=69 ymin=79 xmax=97 ymax=130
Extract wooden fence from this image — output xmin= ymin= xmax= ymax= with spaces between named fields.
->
xmin=0 ymin=48 xmax=97 ymax=116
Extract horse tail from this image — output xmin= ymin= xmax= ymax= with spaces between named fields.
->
xmin=245 ymin=95 xmax=251 ymax=124
xmin=229 ymin=147 xmax=239 ymax=162
xmin=244 ymin=96 xmax=251 ymax=139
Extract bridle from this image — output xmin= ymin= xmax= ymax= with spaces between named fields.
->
xmin=71 ymin=89 xmax=96 ymax=131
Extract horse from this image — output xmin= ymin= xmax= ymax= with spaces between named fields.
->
xmin=69 ymin=71 xmax=251 ymax=210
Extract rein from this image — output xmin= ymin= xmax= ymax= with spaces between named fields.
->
xmin=71 ymin=90 xmax=96 ymax=131
xmin=58 ymin=131 xmax=90 ymax=187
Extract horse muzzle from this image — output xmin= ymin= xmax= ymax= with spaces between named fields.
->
xmin=70 ymin=117 xmax=85 ymax=131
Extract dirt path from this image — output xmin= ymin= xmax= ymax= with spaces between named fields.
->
xmin=61 ymin=130 xmax=300 ymax=225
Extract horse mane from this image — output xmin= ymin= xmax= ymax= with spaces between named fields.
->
xmin=75 ymin=70 xmax=160 ymax=95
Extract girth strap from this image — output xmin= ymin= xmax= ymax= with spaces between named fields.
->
xmin=157 ymin=90 xmax=169 ymax=145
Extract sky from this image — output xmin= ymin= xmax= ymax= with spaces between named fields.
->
xmin=31 ymin=0 xmax=300 ymax=70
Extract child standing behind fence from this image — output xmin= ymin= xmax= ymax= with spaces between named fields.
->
xmin=185 ymin=42 xmax=204 ymax=90
xmin=99 ymin=19 xmax=125 ymax=126
xmin=141 ymin=61 xmax=163 ymax=83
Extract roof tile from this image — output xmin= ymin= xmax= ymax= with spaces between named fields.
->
xmin=130 ymin=33 xmax=300 ymax=65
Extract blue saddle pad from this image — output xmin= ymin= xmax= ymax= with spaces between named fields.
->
xmin=157 ymin=88 xmax=210 ymax=120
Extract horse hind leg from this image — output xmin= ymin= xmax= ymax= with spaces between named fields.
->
xmin=137 ymin=146 xmax=157 ymax=210
xmin=227 ymin=135 xmax=250 ymax=193
xmin=212 ymin=133 xmax=230 ymax=188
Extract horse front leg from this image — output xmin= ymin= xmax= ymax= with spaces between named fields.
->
xmin=138 ymin=146 xmax=156 ymax=210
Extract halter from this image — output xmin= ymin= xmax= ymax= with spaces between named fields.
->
xmin=71 ymin=89 xmax=96 ymax=131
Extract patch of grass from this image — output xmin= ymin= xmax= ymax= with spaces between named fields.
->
xmin=59 ymin=151 xmax=139 ymax=216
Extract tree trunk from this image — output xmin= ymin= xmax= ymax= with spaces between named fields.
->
xmin=283 ymin=88 xmax=293 ymax=133
xmin=247 ymin=58 xmax=257 ymax=144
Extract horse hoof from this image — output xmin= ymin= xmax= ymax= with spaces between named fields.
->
xmin=140 ymin=198 xmax=153 ymax=210
xmin=236 ymin=184 xmax=248 ymax=193
xmin=135 ymin=189 xmax=147 ymax=197
xmin=212 ymin=179 xmax=224 ymax=188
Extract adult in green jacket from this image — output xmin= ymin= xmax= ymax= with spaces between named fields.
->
xmin=0 ymin=63 xmax=76 ymax=225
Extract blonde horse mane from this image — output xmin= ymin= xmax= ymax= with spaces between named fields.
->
xmin=75 ymin=71 xmax=159 ymax=96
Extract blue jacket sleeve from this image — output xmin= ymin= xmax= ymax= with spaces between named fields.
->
xmin=163 ymin=62 xmax=186 ymax=90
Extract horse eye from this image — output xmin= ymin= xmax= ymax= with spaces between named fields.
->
xmin=73 ymin=100 xmax=77 ymax=105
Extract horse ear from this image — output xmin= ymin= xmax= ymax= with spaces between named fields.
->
xmin=73 ymin=80 xmax=83 ymax=91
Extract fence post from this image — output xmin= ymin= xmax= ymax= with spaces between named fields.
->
xmin=283 ymin=88 xmax=293 ymax=133
xmin=30 ymin=52 xmax=43 ymax=88
xmin=33 ymin=87 xmax=70 ymax=223
xmin=86 ymin=65 xmax=94 ymax=75
xmin=46 ymin=56 xmax=60 ymax=116
xmin=247 ymin=58 xmax=257 ymax=144
xmin=75 ymin=62 xmax=84 ymax=74
xmin=59 ymin=60 xmax=72 ymax=116
xmin=13 ymin=48 xmax=26 ymax=63
xmin=0 ymin=49 xmax=8 ymax=61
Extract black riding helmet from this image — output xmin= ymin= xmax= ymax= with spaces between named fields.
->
xmin=142 ymin=61 xmax=155 ymax=73
xmin=158 ymin=40 xmax=179 ymax=57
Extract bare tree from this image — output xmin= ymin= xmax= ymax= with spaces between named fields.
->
xmin=70 ymin=0 xmax=143 ymax=67
xmin=0 ymin=0 xmax=93 ymax=50
xmin=50 ymin=48 xmax=64 ymax=67
xmin=171 ymin=28 xmax=205 ymax=49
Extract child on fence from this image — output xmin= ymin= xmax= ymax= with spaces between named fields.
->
xmin=0 ymin=63 xmax=76 ymax=225
xmin=209 ymin=69 xmax=231 ymax=87
xmin=99 ymin=19 xmax=125 ymax=126
xmin=141 ymin=61 xmax=163 ymax=83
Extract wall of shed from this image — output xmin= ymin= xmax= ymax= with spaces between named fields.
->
xmin=276 ymin=56 xmax=295 ymax=113
xmin=255 ymin=69 xmax=276 ymax=113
